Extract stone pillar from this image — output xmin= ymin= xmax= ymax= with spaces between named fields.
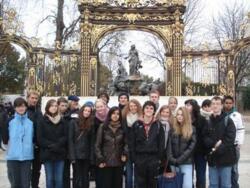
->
xmin=172 ymin=9 xmax=184 ymax=96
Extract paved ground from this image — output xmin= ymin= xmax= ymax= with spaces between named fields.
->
xmin=0 ymin=116 xmax=250 ymax=188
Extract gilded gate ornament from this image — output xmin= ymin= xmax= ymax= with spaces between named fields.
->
xmin=186 ymin=81 xmax=193 ymax=96
xmin=77 ymin=1 xmax=185 ymax=96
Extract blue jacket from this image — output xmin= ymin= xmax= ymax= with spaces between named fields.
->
xmin=5 ymin=112 xmax=34 ymax=161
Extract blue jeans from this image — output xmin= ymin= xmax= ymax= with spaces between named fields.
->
xmin=232 ymin=147 xmax=240 ymax=188
xmin=7 ymin=160 xmax=32 ymax=188
xmin=44 ymin=160 xmax=64 ymax=188
xmin=171 ymin=164 xmax=193 ymax=188
xmin=209 ymin=166 xmax=232 ymax=188
xmin=126 ymin=159 xmax=135 ymax=188
xmin=194 ymin=154 xmax=207 ymax=188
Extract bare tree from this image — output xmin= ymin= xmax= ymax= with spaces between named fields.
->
xmin=139 ymin=33 xmax=166 ymax=69
xmin=140 ymin=0 xmax=203 ymax=70
xmin=98 ymin=31 xmax=127 ymax=76
xmin=184 ymin=0 xmax=203 ymax=44
xmin=211 ymin=0 xmax=250 ymax=89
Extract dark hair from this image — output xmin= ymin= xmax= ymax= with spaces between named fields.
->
xmin=201 ymin=99 xmax=211 ymax=108
xmin=103 ymin=106 xmax=122 ymax=127
xmin=118 ymin=92 xmax=129 ymax=101
xmin=57 ymin=97 xmax=68 ymax=105
xmin=45 ymin=99 xmax=58 ymax=117
xmin=142 ymin=101 xmax=157 ymax=114
xmin=14 ymin=97 xmax=28 ymax=108
xmin=212 ymin=96 xmax=223 ymax=103
xmin=223 ymin=95 xmax=234 ymax=103
xmin=184 ymin=99 xmax=200 ymax=121
xmin=78 ymin=105 xmax=93 ymax=131
xmin=97 ymin=92 xmax=110 ymax=103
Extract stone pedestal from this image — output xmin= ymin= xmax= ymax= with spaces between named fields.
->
xmin=128 ymin=75 xmax=143 ymax=95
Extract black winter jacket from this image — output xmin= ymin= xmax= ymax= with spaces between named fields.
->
xmin=121 ymin=118 xmax=134 ymax=159
xmin=0 ymin=107 xmax=8 ymax=129
xmin=130 ymin=120 xmax=165 ymax=162
xmin=27 ymin=105 xmax=43 ymax=147
xmin=202 ymin=112 xmax=236 ymax=167
xmin=68 ymin=119 xmax=94 ymax=162
xmin=95 ymin=123 xmax=128 ymax=167
xmin=192 ymin=115 xmax=207 ymax=155
xmin=37 ymin=115 xmax=67 ymax=162
xmin=167 ymin=127 xmax=196 ymax=165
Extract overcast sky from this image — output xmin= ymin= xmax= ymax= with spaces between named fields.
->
xmin=6 ymin=0 xmax=250 ymax=80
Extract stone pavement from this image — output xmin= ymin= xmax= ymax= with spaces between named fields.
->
xmin=0 ymin=116 xmax=250 ymax=188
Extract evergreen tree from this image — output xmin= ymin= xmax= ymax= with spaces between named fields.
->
xmin=0 ymin=42 xmax=26 ymax=94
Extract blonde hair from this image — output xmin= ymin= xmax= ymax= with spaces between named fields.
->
xmin=122 ymin=99 xmax=142 ymax=118
xmin=156 ymin=105 xmax=173 ymax=124
xmin=27 ymin=90 xmax=39 ymax=98
xmin=173 ymin=107 xmax=193 ymax=139
xmin=95 ymin=99 xmax=106 ymax=107
xmin=168 ymin=96 xmax=178 ymax=105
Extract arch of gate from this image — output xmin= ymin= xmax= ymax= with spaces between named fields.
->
xmin=0 ymin=34 xmax=38 ymax=92
xmin=78 ymin=0 xmax=186 ymax=96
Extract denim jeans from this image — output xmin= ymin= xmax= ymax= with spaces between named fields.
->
xmin=171 ymin=164 xmax=193 ymax=188
xmin=194 ymin=154 xmax=207 ymax=188
xmin=232 ymin=147 xmax=240 ymax=188
xmin=44 ymin=160 xmax=64 ymax=188
xmin=209 ymin=166 xmax=232 ymax=188
xmin=7 ymin=160 xmax=32 ymax=188
xmin=126 ymin=159 xmax=135 ymax=188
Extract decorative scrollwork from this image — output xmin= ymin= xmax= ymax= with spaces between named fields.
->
xmin=123 ymin=13 xmax=141 ymax=24
xmin=78 ymin=0 xmax=186 ymax=7
xmin=185 ymin=81 xmax=193 ymax=96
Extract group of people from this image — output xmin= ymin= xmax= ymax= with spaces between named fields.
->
xmin=0 ymin=90 xmax=245 ymax=188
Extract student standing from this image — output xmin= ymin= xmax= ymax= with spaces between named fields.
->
xmin=69 ymin=104 xmax=94 ymax=188
xmin=185 ymin=99 xmax=207 ymax=188
xmin=0 ymin=104 xmax=8 ymax=151
xmin=26 ymin=91 xmax=43 ymax=188
xmin=93 ymin=99 xmax=109 ymax=188
xmin=156 ymin=105 xmax=172 ymax=149
xmin=122 ymin=99 xmax=142 ymax=188
xmin=57 ymin=97 xmax=71 ymax=188
xmin=223 ymin=95 xmax=245 ymax=188
xmin=167 ymin=107 xmax=196 ymax=188
xmin=131 ymin=101 xmax=165 ymax=188
xmin=2 ymin=98 xmax=34 ymax=188
xmin=95 ymin=107 xmax=128 ymax=188
xmin=203 ymin=96 xmax=236 ymax=188
xmin=37 ymin=99 xmax=67 ymax=188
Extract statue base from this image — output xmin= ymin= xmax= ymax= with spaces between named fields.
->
xmin=128 ymin=75 xmax=143 ymax=95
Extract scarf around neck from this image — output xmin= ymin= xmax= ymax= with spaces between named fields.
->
xmin=46 ymin=114 xmax=61 ymax=124
xmin=95 ymin=108 xmax=109 ymax=122
xmin=200 ymin=109 xmax=212 ymax=120
xmin=109 ymin=121 xmax=121 ymax=133
xmin=126 ymin=112 xmax=139 ymax=127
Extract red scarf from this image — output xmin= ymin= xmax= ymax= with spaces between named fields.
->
xmin=143 ymin=118 xmax=154 ymax=137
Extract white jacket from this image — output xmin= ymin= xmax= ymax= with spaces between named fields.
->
xmin=230 ymin=112 xmax=245 ymax=145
